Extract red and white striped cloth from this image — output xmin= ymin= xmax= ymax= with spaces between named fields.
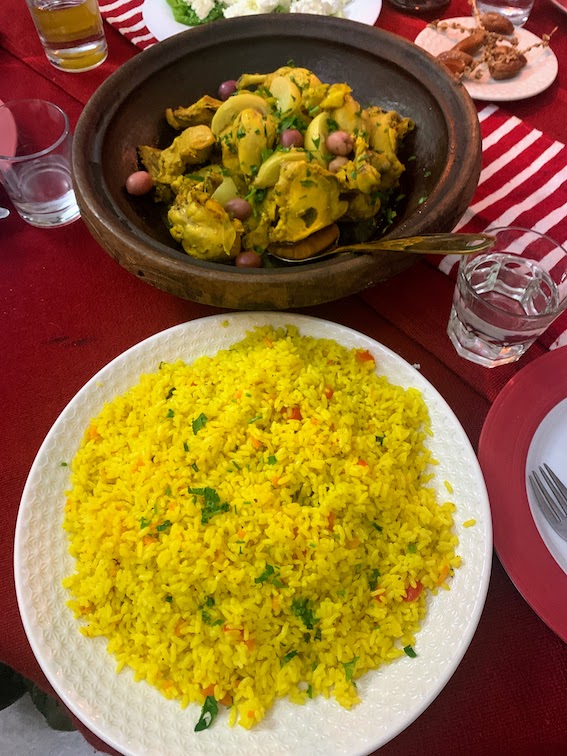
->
xmin=100 ymin=0 xmax=157 ymax=49
xmin=100 ymin=1 xmax=567 ymax=349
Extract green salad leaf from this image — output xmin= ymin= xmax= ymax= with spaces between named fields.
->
xmin=165 ymin=0 xmax=225 ymax=27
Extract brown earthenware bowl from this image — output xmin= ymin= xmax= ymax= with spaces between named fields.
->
xmin=72 ymin=14 xmax=481 ymax=310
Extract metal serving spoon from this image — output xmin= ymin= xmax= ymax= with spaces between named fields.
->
xmin=269 ymin=232 xmax=496 ymax=264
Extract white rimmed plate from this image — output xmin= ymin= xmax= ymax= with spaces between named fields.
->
xmin=142 ymin=0 xmax=382 ymax=41
xmin=15 ymin=312 xmax=492 ymax=756
xmin=414 ymin=17 xmax=558 ymax=102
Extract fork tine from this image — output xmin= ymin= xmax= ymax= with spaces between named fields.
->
xmin=529 ymin=470 xmax=563 ymax=524
xmin=542 ymin=464 xmax=567 ymax=517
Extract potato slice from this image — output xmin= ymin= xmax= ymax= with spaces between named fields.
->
xmin=211 ymin=176 xmax=239 ymax=206
xmin=304 ymin=112 xmax=330 ymax=165
xmin=254 ymin=150 xmax=309 ymax=188
xmin=268 ymin=76 xmax=302 ymax=116
xmin=211 ymin=93 xmax=270 ymax=137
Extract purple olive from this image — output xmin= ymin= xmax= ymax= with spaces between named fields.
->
xmin=279 ymin=129 xmax=304 ymax=148
xmin=235 ymin=250 xmax=263 ymax=268
xmin=125 ymin=170 xmax=153 ymax=195
xmin=218 ymin=80 xmax=238 ymax=101
xmin=328 ymin=156 xmax=349 ymax=173
xmin=325 ymin=130 xmax=354 ymax=157
xmin=224 ymin=198 xmax=252 ymax=221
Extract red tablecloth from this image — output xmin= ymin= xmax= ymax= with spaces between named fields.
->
xmin=2 ymin=1 xmax=567 ymax=754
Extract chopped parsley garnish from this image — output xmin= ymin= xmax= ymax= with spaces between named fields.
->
xmin=188 ymin=486 xmax=230 ymax=525
xmin=164 ymin=485 xmax=172 ymax=496
xmin=291 ymin=596 xmax=318 ymax=629
xmin=245 ymin=187 xmax=267 ymax=206
xmin=300 ymin=179 xmax=316 ymax=187
xmin=202 ymin=611 xmax=223 ymax=626
xmin=165 ymin=595 xmax=173 ymax=603
xmin=255 ymin=564 xmax=284 ymax=588
xmin=191 ymin=462 xmax=199 ymax=472
xmin=327 ymin=117 xmax=339 ymax=133
xmin=248 ymin=414 xmax=263 ymax=424
xmin=140 ymin=517 xmax=151 ymax=529
xmin=281 ymin=650 xmax=298 ymax=666
xmin=418 ymin=195 xmax=428 ymax=205
xmin=267 ymin=455 xmax=277 ymax=465
xmin=192 ymin=413 xmax=208 ymax=434
xmin=369 ymin=568 xmax=380 ymax=591
xmin=375 ymin=434 xmax=385 ymax=445
xmin=166 ymin=408 xmax=174 ymax=418
xmin=194 ymin=696 xmax=219 ymax=732
xmin=343 ymin=657 xmax=358 ymax=682
xmin=60 ymin=461 xmax=68 ymax=467
xmin=166 ymin=387 xmax=176 ymax=400
xmin=156 ymin=520 xmax=172 ymax=532
xmin=183 ymin=441 xmax=189 ymax=452
xmin=307 ymin=684 xmax=313 ymax=698
xmin=255 ymin=564 xmax=275 ymax=583
xmin=371 ymin=522 xmax=383 ymax=533
xmin=408 ymin=543 xmax=417 ymax=554
xmin=404 ymin=645 xmax=417 ymax=658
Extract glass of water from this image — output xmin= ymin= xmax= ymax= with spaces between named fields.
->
xmin=447 ymin=227 xmax=567 ymax=367
xmin=474 ymin=0 xmax=535 ymax=28
xmin=0 ymin=99 xmax=80 ymax=228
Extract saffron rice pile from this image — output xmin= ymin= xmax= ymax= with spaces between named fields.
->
xmin=63 ymin=325 xmax=460 ymax=730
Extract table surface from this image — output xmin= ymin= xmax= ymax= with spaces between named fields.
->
xmin=2 ymin=0 xmax=567 ymax=754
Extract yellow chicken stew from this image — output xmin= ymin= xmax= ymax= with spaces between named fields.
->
xmin=137 ymin=66 xmax=414 ymax=266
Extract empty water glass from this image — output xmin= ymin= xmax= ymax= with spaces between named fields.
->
xmin=0 ymin=99 xmax=80 ymax=228
xmin=447 ymin=226 xmax=567 ymax=367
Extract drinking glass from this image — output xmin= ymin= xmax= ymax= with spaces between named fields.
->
xmin=447 ymin=227 xmax=567 ymax=367
xmin=474 ymin=0 xmax=535 ymax=27
xmin=25 ymin=0 xmax=107 ymax=73
xmin=0 ymin=100 xmax=80 ymax=228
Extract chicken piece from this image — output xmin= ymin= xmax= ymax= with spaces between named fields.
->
xmin=138 ymin=125 xmax=216 ymax=188
xmin=238 ymin=66 xmax=322 ymax=95
xmin=332 ymin=136 xmax=380 ymax=193
xmin=366 ymin=108 xmax=414 ymax=190
xmin=168 ymin=187 xmax=242 ymax=261
xmin=165 ymin=96 xmax=223 ymax=130
xmin=331 ymin=93 xmax=367 ymax=136
xmin=269 ymin=161 xmax=348 ymax=244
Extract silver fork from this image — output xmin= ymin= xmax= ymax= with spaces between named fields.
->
xmin=529 ymin=464 xmax=567 ymax=541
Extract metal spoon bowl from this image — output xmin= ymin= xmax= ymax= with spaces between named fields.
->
xmin=268 ymin=232 xmax=495 ymax=264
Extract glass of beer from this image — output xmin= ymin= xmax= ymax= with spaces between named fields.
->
xmin=25 ymin=0 xmax=108 ymax=73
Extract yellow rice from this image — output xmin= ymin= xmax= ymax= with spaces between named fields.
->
xmin=63 ymin=324 xmax=460 ymax=730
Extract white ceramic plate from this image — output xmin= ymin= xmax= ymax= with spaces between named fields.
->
xmin=526 ymin=398 xmax=567 ymax=576
xmin=414 ymin=17 xmax=558 ymax=102
xmin=15 ymin=313 xmax=492 ymax=756
xmin=142 ymin=0 xmax=382 ymax=41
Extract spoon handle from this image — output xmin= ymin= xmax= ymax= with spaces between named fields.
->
xmin=335 ymin=232 xmax=495 ymax=256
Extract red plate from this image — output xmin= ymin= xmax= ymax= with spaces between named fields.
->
xmin=478 ymin=346 xmax=567 ymax=642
